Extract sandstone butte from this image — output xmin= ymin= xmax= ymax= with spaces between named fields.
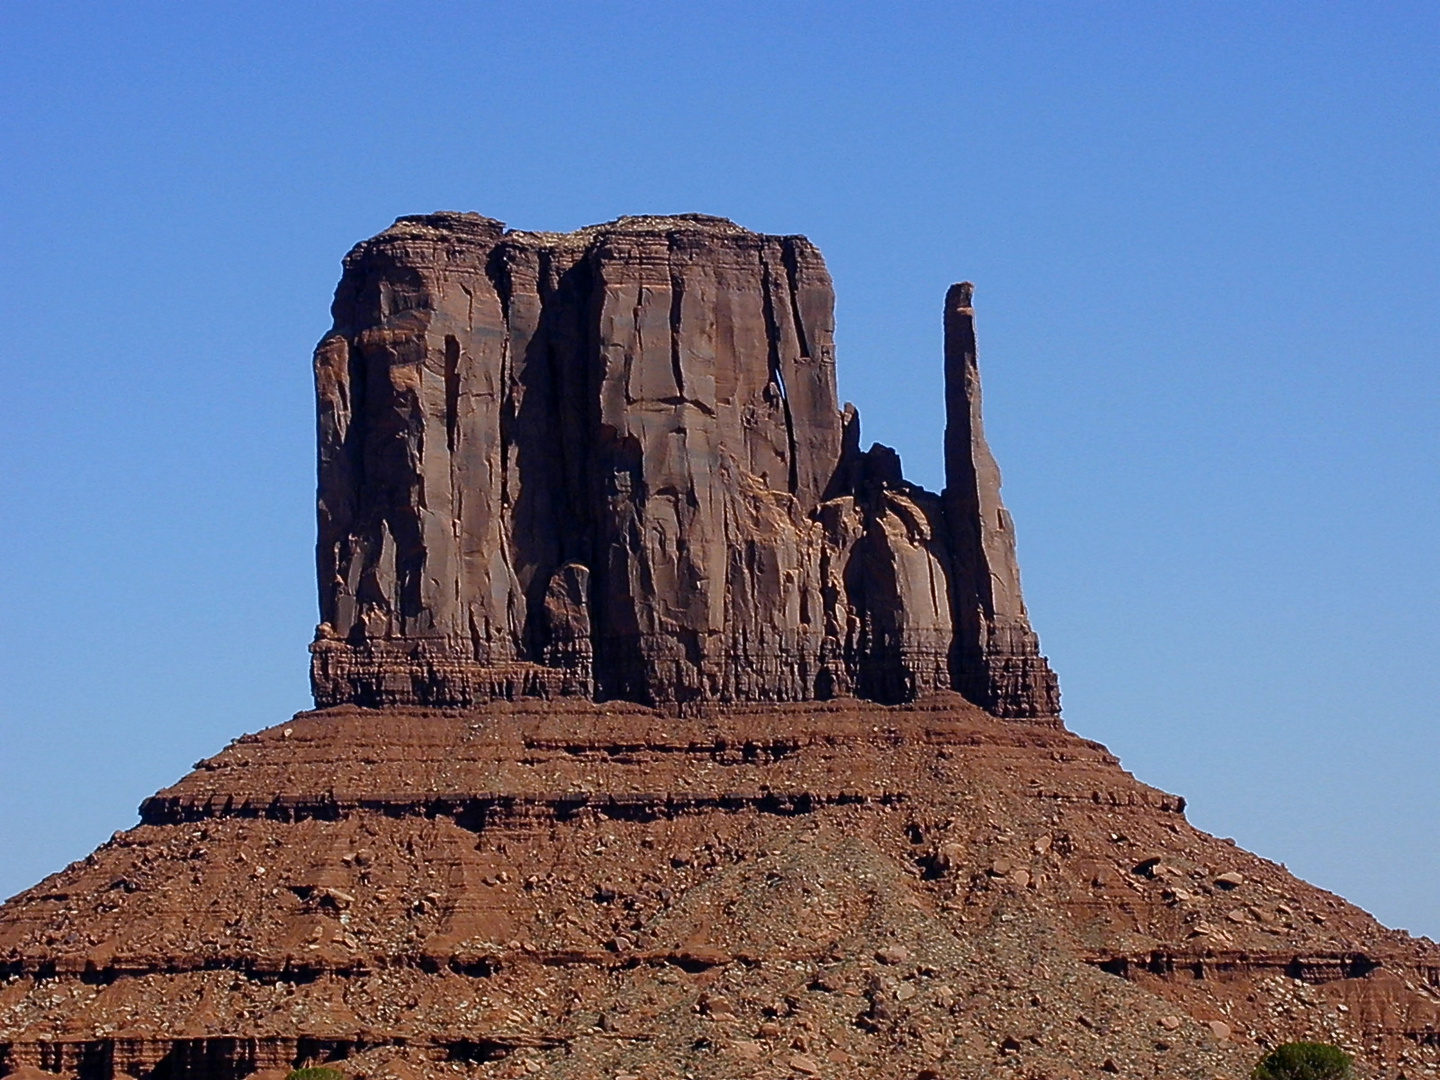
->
xmin=0 ymin=213 xmax=1435 ymax=1080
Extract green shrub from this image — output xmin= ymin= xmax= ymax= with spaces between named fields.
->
xmin=1252 ymin=1042 xmax=1354 ymax=1080
xmin=285 ymin=1067 xmax=345 ymax=1080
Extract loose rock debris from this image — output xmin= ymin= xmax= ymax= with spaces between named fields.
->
xmin=1 ymin=699 xmax=1437 ymax=1080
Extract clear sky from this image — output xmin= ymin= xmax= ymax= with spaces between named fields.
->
xmin=1 ymin=3 xmax=1435 ymax=936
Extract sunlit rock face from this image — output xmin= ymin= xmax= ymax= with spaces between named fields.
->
xmin=310 ymin=212 xmax=1057 ymax=717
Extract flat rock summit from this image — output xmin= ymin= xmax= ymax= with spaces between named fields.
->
xmin=1 ymin=214 xmax=1435 ymax=1080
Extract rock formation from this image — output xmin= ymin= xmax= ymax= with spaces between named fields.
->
xmin=309 ymin=213 xmax=1057 ymax=716
xmin=3 ymin=701 xmax=1439 ymax=1080
xmin=2 ymin=213 xmax=1435 ymax=1080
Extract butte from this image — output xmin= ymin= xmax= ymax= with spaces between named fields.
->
xmin=1 ymin=213 xmax=1436 ymax=1080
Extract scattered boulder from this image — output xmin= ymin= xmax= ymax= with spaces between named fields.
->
xmin=1132 ymin=855 xmax=1163 ymax=876
xmin=698 ymin=993 xmax=736 ymax=1018
xmin=876 ymin=944 xmax=912 ymax=965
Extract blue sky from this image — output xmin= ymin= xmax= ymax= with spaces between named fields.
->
xmin=1 ymin=3 xmax=1436 ymax=936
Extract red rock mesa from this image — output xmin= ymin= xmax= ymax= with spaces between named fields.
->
xmin=309 ymin=213 xmax=1056 ymax=717
xmin=1 ymin=215 xmax=1435 ymax=1080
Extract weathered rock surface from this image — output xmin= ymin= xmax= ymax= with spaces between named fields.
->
xmin=5 ymin=212 xmax=1432 ymax=1080
xmin=310 ymin=213 xmax=1056 ymax=716
xmin=2 ymin=700 xmax=1438 ymax=1080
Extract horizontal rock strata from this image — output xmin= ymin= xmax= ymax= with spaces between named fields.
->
xmin=2 ymin=700 xmax=1437 ymax=1080
xmin=311 ymin=213 xmax=1057 ymax=715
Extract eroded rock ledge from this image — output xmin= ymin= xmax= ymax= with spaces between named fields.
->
xmin=311 ymin=213 xmax=1057 ymax=715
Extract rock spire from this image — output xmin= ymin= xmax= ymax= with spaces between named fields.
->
xmin=310 ymin=212 xmax=1057 ymax=716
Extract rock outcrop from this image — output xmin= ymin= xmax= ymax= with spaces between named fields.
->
xmin=1 ymin=211 xmax=1437 ymax=1080
xmin=310 ymin=213 xmax=1057 ymax=716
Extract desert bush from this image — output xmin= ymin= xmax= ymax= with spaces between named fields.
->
xmin=285 ymin=1067 xmax=345 ymax=1080
xmin=1252 ymin=1042 xmax=1354 ymax=1080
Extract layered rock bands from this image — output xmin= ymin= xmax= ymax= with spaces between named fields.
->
xmin=310 ymin=213 xmax=1058 ymax=716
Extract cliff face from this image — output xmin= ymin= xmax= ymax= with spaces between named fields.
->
xmin=310 ymin=212 xmax=1057 ymax=716
xmin=5 ymin=212 xmax=1439 ymax=1080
